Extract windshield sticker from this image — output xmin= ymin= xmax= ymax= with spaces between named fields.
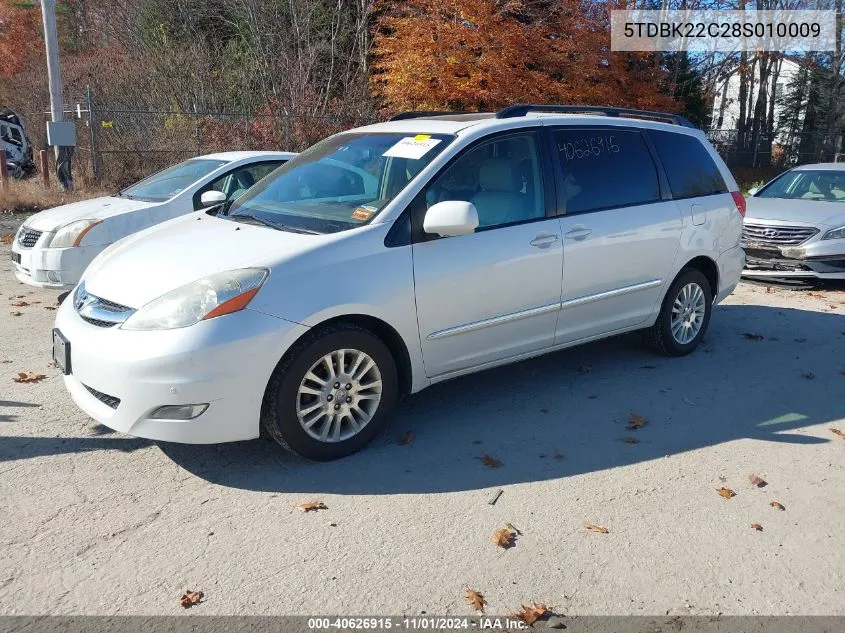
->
xmin=351 ymin=206 xmax=375 ymax=221
xmin=383 ymin=136 xmax=441 ymax=160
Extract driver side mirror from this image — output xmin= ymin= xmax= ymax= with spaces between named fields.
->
xmin=423 ymin=200 xmax=479 ymax=237
xmin=200 ymin=190 xmax=227 ymax=207
xmin=747 ymin=187 xmax=759 ymax=196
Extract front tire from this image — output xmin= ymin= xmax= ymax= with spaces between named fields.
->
xmin=643 ymin=268 xmax=713 ymax=356
xmin=261 ymin=323 xmax=398 ymax=461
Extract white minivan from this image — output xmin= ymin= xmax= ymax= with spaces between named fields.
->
xmin=53 ymin=105 xmax=745 ymax=460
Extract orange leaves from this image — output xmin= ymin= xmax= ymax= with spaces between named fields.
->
xmin=465 ymin=588 xmax=486 ymax=612
xmin=492 ymin=525 xmax=518 ymax=549
xmin=372 ymin=0 xmax=681 ymax=113
xmin=716 ymin=487 xmax=736 ymax=499
xmin=297 ymin=501 xmax=327 ymax=513
xmin=13 ymin=372 xmax=46 ymax=383
xmin=770 ymin=501 xmax=785 ymax=511
xmin=584 ymin=523 xmax=609 ymax=534
xmin=750 ymin=523 xmax=763 ymax=531
xmin=0 ymin=232 xmax=13 ymax=245
xmin=512 ymin=603 xmax=551 ymax=626
xmin=830 ymin=428 xmax=845 ymax=440
xmin=179 ymin=589 xmax=203 ymax=608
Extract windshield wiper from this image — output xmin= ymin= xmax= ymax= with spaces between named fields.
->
xmin=227 ymin=212 xmax=321 ymax=234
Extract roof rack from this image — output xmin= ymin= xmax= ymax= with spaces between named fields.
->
xmin=495 ymin=104 xmax=697 ymax=128
xmin=389 ymin=111 xmax=466 ymax=121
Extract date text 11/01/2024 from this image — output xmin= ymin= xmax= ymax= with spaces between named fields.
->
xmin=307 ymin=617 xmax=529 ymax=630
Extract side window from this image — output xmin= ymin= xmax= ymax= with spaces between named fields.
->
xmin=193 ymin=160 xmax=286 ymax=209
xmin=422 ymin=133 xmax=544 ymax=230
xmin=554 ymin=129 xmax=660 ymax=214
xmin=648 ymin=130 xmax=727 ymax=199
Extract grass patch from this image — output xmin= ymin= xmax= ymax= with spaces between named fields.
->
xmin=0 ymin=179 xmax=108 ymax=215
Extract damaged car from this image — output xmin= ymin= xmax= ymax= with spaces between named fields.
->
xmin=0 ymin=108 xmax=36 ymax=178
xmin=743 ymin=164 xmax=845 ymax=281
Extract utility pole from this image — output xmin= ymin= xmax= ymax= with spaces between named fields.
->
xmin=40 ymin=0 xmax=75 ymax=190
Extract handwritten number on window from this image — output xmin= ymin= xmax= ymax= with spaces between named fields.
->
xmin=560 ymin=136 xmax=620 ymax=161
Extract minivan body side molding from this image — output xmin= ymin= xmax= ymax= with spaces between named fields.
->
xmin=560 ymin=278 xmax=663 ymax=309
xmin=426 ymin=302 xmax=560 ymax=341
xmin=426 ymin=279 xmax=662 ymax=341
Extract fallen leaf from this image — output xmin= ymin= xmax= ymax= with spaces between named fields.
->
xmin=540 ymin=407 xmax=549 ymax=414
xmin=577 ymin=365 xmax=592 ymax=374
xmin=801 ymin=371 xmax=815 ymax=380
xmin=584 ymin=523 xmax=609 ymax=534
xmin=829 ymin=304 xmax=838 ymax=311
xmin=477 ymin=454 xmax=502 ymax=468
xmin=13 ymin=372 xmax=47 ymax=384
xmin=10 ymin=301 xmax=29 ymax=307
xmin=765 ymin=286 xmax=772 ymax=294
xmin=718 ymin=475 xmax=727 ymax=483
xmin=830 ymin=428 xmax=845 ymax=439
xmin=512 ymin=603 xmax=551 ymax=626
xmin=465 ymin=588 xmax=487 ymax=612
xmin=0 ymin=232 xmax=13 ymax=245
xmin=492 ymin=525 xmax=517 ymax=549
xmin=0 ymin=360 xmax=11 ymax=364
xmin=43 ymin=306 xmax=56 ymax=311
xmin=47 ymin=360 xmax=58 ymax=369
xmin=179 ymin=590 xmax=203 ymax=608
xmin=716 ymin=487 xmax=736 ymax=499
xmin=626 ymin=412 xmax=648 ymax=430
xmin=10 ymin=311 xmax=21 ymax=316
xmin=553 ymin=452 xmax=564 ymax=460
xmin=396 ymin=431 xmax=415 ymax=445
xmin=750 ymin=523 xmax=763 ymax=531
xmin=749 ymin=475 xmax=767 ymax=488
xmin=505 ymin=522 xmax=523 ymax=535
xmin=770 ymin=501 xmax=786 ymax=511
xmin=742 ymin=332 xmax=764 ymax=341
xmin=620 ymin=436 xmax=640 ymax=444
xmin=795 ymin=337 xmax=807 ymax=343
xmin=30 ymin=300 xmax=40 ymax=304
xmin=297 ymin=501 xmax=327 ymax=512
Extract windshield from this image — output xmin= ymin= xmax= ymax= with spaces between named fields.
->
xmin=756 ymin=169 xmax=845 ymax=202
xmin=227 ymin=132 xmax=454 ymax=234
xmin=121 ymin=158 xmax=227 ymax=202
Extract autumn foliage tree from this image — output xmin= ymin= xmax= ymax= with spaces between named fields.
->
xmin=371 ymin=0 xmax=679 ymax=115
xmin=0 ymin=0 xmax=42 ymax=99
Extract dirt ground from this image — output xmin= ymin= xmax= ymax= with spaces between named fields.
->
xmin=1 ymin=213 xmax=844 ymax=616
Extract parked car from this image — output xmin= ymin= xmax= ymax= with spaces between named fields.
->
xmin=0 ymin=108 xmax=36 ymax=178
xmin=53 ymin=105 xmax=745 ymax=460
xmin=12 ymin=151 xmax=294 ymax=289
xmin=743 ymin=163 xmax=845 ymax=280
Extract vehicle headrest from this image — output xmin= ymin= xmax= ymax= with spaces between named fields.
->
xmin=479 ymin=159 xmax=521 ymax=193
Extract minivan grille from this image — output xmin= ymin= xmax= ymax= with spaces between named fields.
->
xmin=17 ymin=227 xmax=42 ymax=248
xmin=742 ymin=223 xmax=818 ymax=246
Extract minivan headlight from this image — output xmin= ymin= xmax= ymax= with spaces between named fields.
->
xmin=822 ymin=226 xmax=845 ymax=240
xmin=121 ymin=268 xmax=268 ymax=330
xmin=47 ymin=219 xmax=103 ymax=248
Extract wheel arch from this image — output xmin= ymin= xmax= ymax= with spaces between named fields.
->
xmin=268 ymin=314 xmax=415 ymax=400
xmin=678 ymin=255 xmax=719 ymax=298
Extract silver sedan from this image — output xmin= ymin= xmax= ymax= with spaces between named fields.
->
xmin=743 ymin=163 xmax=845 ymax=280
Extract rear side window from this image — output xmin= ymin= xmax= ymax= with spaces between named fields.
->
xmin=553 ymin=129 xmax=660 ymax=214
xmin=648 ymin=130 xmax=727 ymax=199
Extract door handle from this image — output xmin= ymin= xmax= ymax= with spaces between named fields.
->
xmin=565 ymin=228 xmax=592 ymax=240
xmin=530 ymin=234 xmax=560 ymax=248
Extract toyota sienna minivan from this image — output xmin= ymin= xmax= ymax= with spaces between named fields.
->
xmin=53 ymin=105 xmax=745 ymax=460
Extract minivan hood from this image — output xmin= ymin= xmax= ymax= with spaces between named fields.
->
xmin=25 ymin=196 xmax=157 ymax=231
xmin=83 ymin=213 xmax=323 ymax=308
xmin=745 ymin=196 xmax=845 ymax=227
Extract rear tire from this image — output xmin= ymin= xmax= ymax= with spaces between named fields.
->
xmin=261 ymin=323 xmax=398 ymax=461
xmin=642 ymin=268 xmax=712 ymax=356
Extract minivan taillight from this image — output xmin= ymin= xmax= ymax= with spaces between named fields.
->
xmin=731 ymin=191 xmax=746 ymax=217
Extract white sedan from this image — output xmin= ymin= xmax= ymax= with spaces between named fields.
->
xmin=11 ymin=151 xmax=294 ymax=289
